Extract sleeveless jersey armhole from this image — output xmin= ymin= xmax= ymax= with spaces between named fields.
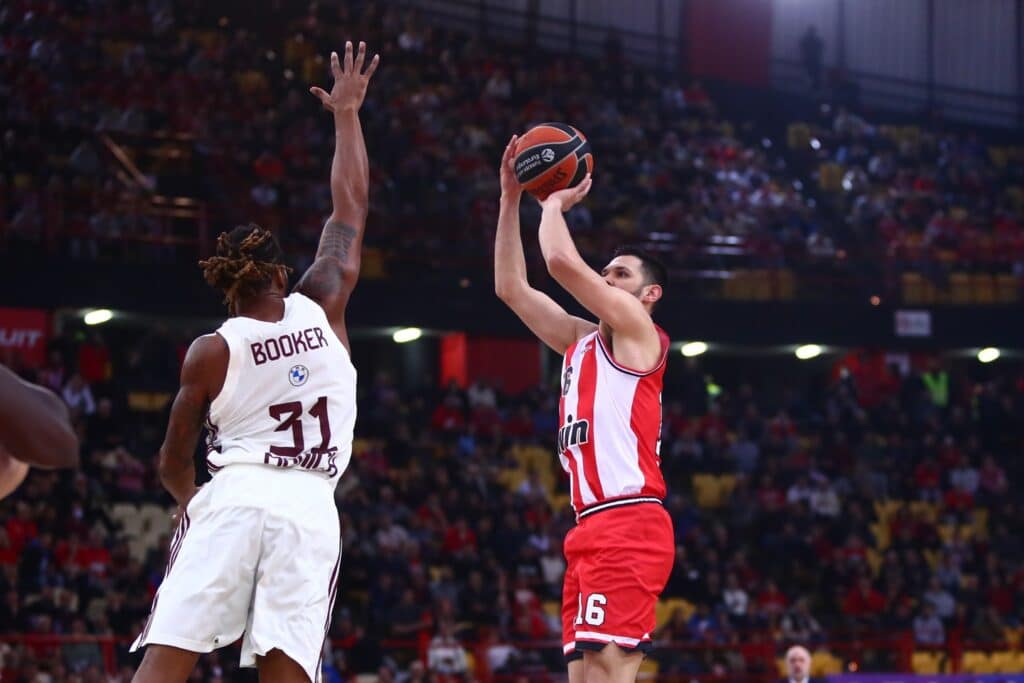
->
xmin=595 ymin=327 xmax=669 ymax=377
xmin=209 ymin=330 xmax=240 ymax=418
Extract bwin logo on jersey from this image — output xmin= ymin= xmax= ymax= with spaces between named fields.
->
xmin=541 ymin=148 xmax=556 ymax=163
xmin=558 ymin=415 xmax=590 ymax=454
xmin=288 ymin=365 xmax=309 ymax=387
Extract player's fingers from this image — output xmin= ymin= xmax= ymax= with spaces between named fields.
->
xmin=309 ymin=86 xmax=329 ymax=101
xmin=571 ymin=176 xmax=592 ymax=203
xmin=343 ymin=41 xmax=354 ymax=73
xmin=579 ymin=175 xmax=593 ymax=197
xmin=354 ymin=41 xmax=366 ymax=71
xmin=363 ymin=53 xmax=380 ymax=79
xmin=330 ymin=51 xmax=342 ymax=79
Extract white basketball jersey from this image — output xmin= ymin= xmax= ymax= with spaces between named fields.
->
xmin=205 ymin=293 xmax=356 ymax=487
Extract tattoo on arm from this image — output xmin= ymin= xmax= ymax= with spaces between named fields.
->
xmin=317 ymin=220 xmax=358 ymax=265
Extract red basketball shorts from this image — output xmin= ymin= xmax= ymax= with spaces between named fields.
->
xmin=561 ymin=501 xmax=675 ymax=660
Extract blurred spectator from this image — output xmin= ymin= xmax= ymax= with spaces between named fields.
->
xmin=427 ymin=619 xmax=469 ymax=679
xmin=914 ymin=604 xmax=946 ymax=646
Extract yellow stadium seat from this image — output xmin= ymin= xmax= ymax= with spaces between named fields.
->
xmin=360 ymin=247 xmax=387 ymax=279
xmin=127 ymin=391 xmax=173 ymax=412
xmin=912 ymin=651 xmax=944 ymax=674
xmin=902 ymin=273 xmax=927 ymax=305
xmin=637 ymin=658 xmax=659 ymax=680
xmin=938 ymin=525 xmax=955 ymax=543
xmin=989 ymin=651 xmax=1017 ymax=673
xmin=996 ymin=275 xmax=1019 ymax=303
xmin=464 ymin=650 xmax=476 ymax=674
xmin=870 ymin=523 xmax=891 ymax=549
xmin=973 ymin=509 xmax=990 ymax=535
xmin=775 ymin=269 xmax=796 ymax=300
xmin=866 ymin=549 xmax=882 ymax=576
xmin=910 ymin=501 xmax=940 ymax=523
xmin=950 ymin=273 xmax=971 ymax=304
xmin=1005 ymin=626 xmax=1022 ymax=649
xmin=717 ymin=475 xmax=738 ymax=500
xmin=811 ymin=651 xmax=844 ymax=676
xmin=655 ymin=600 xmax=671 ymax=626
xmin=961 ymin=651 xmax=992 ymax=674
xmin=973 ymin=274 xmax=996 ymax=304
xmin=543 ymin=600 xmax=561 ymax=619
xmin=818 ymin=162 xmax=844 ymax=193
xmin=750 ymin=270 xmax=772 ymax=301
xmin=692 ymin=474 xmax=718 ymax=508
xmin=656 ymin=598 xmax=695 ymax=625
xmin=787 ymin=123 xmax=810 ymax=150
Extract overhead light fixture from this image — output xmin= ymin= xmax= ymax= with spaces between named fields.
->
xmin=977 ymin=347 xmax=1000 ymax=363
xmin=392 ymin=327 xmax=422 ymax=344
xmin=83 ymin=309 xmax=113 ymax=326
xmin=795 ymin=344 xmax=822 ymax=360
xmin=680 ymin=341 xmax=708 ymax=357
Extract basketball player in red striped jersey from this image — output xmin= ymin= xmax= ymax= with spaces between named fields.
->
xmin=495 ymin=137 xmax=674 ymax=683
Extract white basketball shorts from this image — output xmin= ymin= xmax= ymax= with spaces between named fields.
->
xmin=130 ymin=464 xmax=342 ymax=683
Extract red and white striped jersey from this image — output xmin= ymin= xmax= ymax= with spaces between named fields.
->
xmin=557 ymin=326 xmax=669 ymax=516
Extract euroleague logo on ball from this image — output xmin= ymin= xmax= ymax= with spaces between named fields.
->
xmin=541 ymin=148 xmax=556 ymax=163
xmin=288 ymin=365 xmax=309 ymax=387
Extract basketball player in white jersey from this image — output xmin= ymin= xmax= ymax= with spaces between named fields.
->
xmin=0 ymin=364 xmax=79 ymax=498
xmin=495 ymin=137 xmax=674 ymax=683
xmin=130 ymin=42 xmax=378 ymax=683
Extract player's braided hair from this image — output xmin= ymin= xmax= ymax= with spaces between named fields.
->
xmin=198 ymin=223 xmax=292 ymax=312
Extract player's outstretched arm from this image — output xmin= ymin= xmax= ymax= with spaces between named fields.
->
xmin=295 ymin=41 xmax=379 ymax=350
xmin=538 ymin=176 xmax=658 ymax=343
xmin=0 ymin=364 xmax=78 ymax=469
xmin=157 ymin=334 xmax=227 ymax=508
xmin=494 ymin=135 xmax=596 ymax=354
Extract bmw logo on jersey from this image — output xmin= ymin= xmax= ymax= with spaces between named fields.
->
xmin=288 ymin=364 xmax=309 ymax=386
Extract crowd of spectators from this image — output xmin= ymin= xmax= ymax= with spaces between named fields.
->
xmin=4 ymin=0 xmax=1024 ymax=681
xmin=1 ymin=323 xmax=1023 ymax=682
xmin=4 ymin=0 xmax=1024 ymax=300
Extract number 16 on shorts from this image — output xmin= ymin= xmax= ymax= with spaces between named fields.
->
xmin=575 ymin=593 xmax=607 ymax=626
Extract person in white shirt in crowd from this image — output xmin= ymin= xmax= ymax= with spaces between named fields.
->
xmin=62 ymin=372 xmax=96 ymax=417
xmin=913 ymin=604 xmax=946 ymax=646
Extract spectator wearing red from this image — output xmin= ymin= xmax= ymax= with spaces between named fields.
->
xmin=914 ymin=457 xmax=942 ymax=502
xmin=431 ymin=394 xmax=465 ymax=433
xmin=756 ymin=580 xmax=788 ymax=618
xmin=442 ymin=517 xmax=477 ymax=555
xmin=843 ymin=577 xmax=886 ymax=618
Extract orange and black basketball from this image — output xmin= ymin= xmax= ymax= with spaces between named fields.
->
xmin=513 ymin=123 xmax=594 ymax=201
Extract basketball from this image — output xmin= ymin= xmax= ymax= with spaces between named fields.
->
xmin=0 ymin=448 xmax=28 ymax=500
xmin=513 ymin=123 xmax=594 ymax=201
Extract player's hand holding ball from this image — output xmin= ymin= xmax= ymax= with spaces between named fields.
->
xmin=541 ymin=173 xmax=592 ymax=213
xmin=512 ymin=123 xmax=594 ymax=201
xmin=500 ymin=134 xmax=523 ymax=201
xmin=310 ymin=40 xmax=380 ymax=113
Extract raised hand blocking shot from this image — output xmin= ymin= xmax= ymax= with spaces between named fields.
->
xmin=130 ymin=41 xmax=378 ymax=683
